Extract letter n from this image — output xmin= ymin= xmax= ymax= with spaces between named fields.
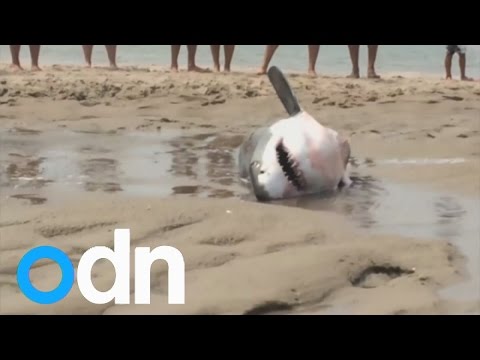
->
xmin=134 ymin=246 xmax=185 ymax=305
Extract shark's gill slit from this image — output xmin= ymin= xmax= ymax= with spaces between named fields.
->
xmin=275 ymin=140 xmax=305 ymax=190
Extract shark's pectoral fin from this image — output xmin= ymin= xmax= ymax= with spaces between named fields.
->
xmin=339 ymin=135 xmax=351 ymax=170
xmin=267 ymin=66 xmax=302 ymax=117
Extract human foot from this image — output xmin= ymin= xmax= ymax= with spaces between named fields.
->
xmin=347 ymin=71 xmax=359 ymax=79
xmin=188 ymin=65 xmax=209 ymax=73
xmin=367 ymin=68 xmax=380 ymax=79
xmin=10 ymin=64 xmax=24 ymax=72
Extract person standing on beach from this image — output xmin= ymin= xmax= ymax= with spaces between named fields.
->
xmin=347 ymin=45 xmax=380 ymax=78
xmin=210 ymin=45 xmax=236 ymax=72
xmin=82 ymin=45 xmax=118 ymax=69
xmin=444 ymin=46 xmax=473 ymax=81
xmin=9 ymin=45 xmax=41 ymax=71
xmin=257 ymin=45 xmax=321 ymax=76
xmin=170 ymin=45 xmax=207 ymax=72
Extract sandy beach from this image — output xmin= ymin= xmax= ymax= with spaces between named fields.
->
xmin=0 ymin=64 xmax=479 ymax=315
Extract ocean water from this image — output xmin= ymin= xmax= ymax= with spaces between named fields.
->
xmin=1 ymin=45 xmax=479 ymax=78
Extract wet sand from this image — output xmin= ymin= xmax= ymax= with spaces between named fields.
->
xmin=0 ymin=64 xmax=479 ymax=315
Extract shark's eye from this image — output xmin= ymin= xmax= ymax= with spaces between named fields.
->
xmin=250 ymin=161 xmax=265 ymax=175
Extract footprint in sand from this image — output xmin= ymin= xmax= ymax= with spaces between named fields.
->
xmin=172 ymin=185 xmax=204 ymax=195
xmin=243 ymin=302 xmax=293 ymax=315
xmin=350 ymin=265 xmax=414 ymax=289
xmin=10 ymin=194 xmax=47 ymax=205
xmin=312 ymin=96 xmax=329 ymax=104
xmin=443 ymin=95 xmax=464 ymax=101
xmin=80 ymin=100 xmax=101 ymax=107
xmin=200 ymin=234 xmax=247 ymax=246
xmin=387 ymin=89 xmax=404 ymax=97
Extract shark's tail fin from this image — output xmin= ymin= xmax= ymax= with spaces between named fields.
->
xmin=267 ymin=66 xmax=302 ymax=117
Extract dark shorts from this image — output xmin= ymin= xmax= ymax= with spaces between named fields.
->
xmin=446 ymin=45 xmax=467 ymax=55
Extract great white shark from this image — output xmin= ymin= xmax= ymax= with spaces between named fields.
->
xmin=238 ymin=66 xmax=352 ymax=201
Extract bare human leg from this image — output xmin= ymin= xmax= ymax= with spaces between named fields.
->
xmin=210 ymin=45 xmax=221 ymax=72
xmin=105 ymin=45 xmax=118 ymax=70
xmin=367 ymin=45 xmax=380 ymax=78
xmin=82 ymin=45 xmax=94 ymax=67
xmin=347 ymin=45 xmax=360 ymax=78
xmin=258 ymin=45 xmax=279 ymax=75
xmin=308 ymin=45 xmax=320 ymax=76
xmin=445 ymin=51 xmax=453 ymax=80
xmin=187 ymin=45 xmax=207 ymax=72
xmin=9 ymin=45 xmax=23 ymax=71
xmin=29 ymin=45 xmax=41 ymax=71
xmin=171 ymin=45 xmax=181 ymax=72
xmin=224 ymin=45 xmax=235 ymax=72
xmin=459 ymin=53 xmax=473 ymax=81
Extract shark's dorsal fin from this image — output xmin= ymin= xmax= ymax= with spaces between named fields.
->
xmin=267 ymin=66 xmax=302 ymax=117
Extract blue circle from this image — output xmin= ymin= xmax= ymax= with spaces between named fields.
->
xmin=17 ymin=246 xmax=74 ymax=305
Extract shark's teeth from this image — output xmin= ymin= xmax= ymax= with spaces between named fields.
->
xmin=275 ymin=139 xmax=306 ymax=191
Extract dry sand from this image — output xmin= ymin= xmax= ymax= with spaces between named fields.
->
xmin=0 ymin=64 xmax=479 ymax=315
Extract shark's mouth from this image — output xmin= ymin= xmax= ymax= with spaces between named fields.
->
xmin=275 ymin=139 xmax=307 ymax=191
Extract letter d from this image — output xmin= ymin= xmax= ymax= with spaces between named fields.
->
xmin=77 ymin=229 xmax=130 ymax=305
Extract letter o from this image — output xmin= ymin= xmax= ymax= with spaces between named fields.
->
xmin=17 ymin=246 xmax=74 ymax=305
